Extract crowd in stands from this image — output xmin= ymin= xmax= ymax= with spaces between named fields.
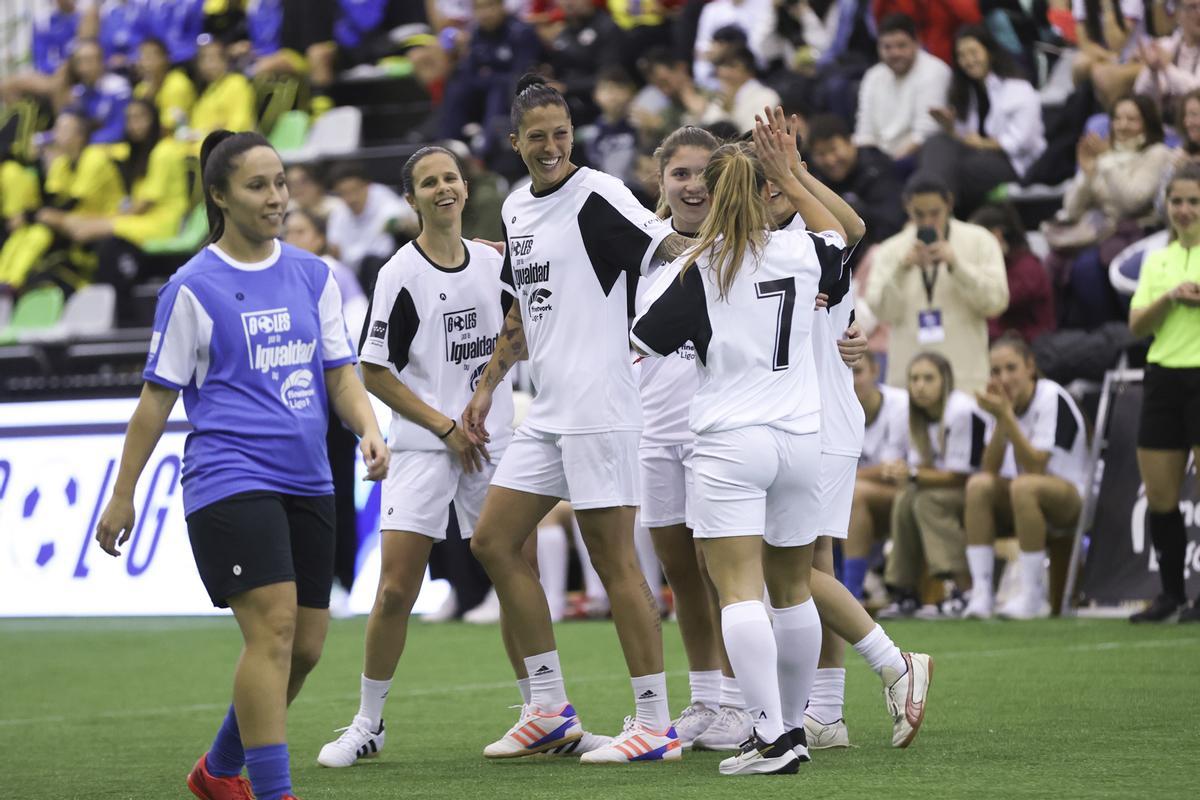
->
xmin=2 ymin=0 xmax=1197 ymax=620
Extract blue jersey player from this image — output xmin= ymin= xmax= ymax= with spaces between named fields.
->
xmin=95 ymin=130 xmax=388 ymax=800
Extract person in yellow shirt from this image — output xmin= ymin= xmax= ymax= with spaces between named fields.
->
xmin=0 ymin=110 xmax=123 ymax=292
xmin=134 ymin=37 xmax=197 ymax=131
xmin=188 ymin=35 xmax=257 ymax=140
xmin=61 ymin=99 xmax=189 ymax=248
xmin=1127 ymin=162 xmax=1200 ymax=624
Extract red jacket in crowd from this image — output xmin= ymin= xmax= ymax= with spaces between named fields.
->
xmin=872 ymin=0 xmax=982 ymax=64
xmin=988 ymin=249 xmax=1057 ymax=344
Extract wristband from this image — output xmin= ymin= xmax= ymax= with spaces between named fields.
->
xmin=438 ymin=420 xmax=456 ymax=439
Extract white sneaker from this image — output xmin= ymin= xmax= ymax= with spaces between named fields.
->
xmin=997 ymin=593 xmax=1050 ymax=620
xmin=671 ymin=702 xmax=718 ymax=749
xmin=328 ymin=581 xmax=354 ymax=620
xmin=317 ymin=715 xmax=385 ymax=767
xmin=962 ymin=592 xmax=994 ymax=620
xmin=692 ymin=706 xmax=754 ymax=752
xmin=717 ymin=729 xmax=799 ymax=776
xmin=803 ymin=714 xmax=850 ymax=749
xmin=579 ymin=716 xmax=681 ymax=763
xmin=484 ymin=703 xmax=583 ymax=758
xmin=882 ymin=652 xmax=933 ymax=748
xmin=876 ymin=597 xmax=919 ymax=619
xmin=463 ymin=588 xmax=501 ymax=624
xmin=545 ymin=729 xmax=614 ymax=756
xmin=422 ymin=591 xmax=458 ymax=623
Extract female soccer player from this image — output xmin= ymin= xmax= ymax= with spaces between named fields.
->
xmin=1126 ymin=163 xmax=1200 ymax=623
xmin=462 ymin=74 xmax=694 ymax=763
xmin=963 ymin=333 xmax=1089 ymax=620
xmin=633 ymin=113 xmax=846 ymax=775
xmin=94 ymin=130 xmax=388 ymax=800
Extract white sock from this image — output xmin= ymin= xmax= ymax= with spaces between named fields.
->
xmin=966 ymin=545 xmax=995 ymax=605
xmin=517 ymin=677 xmax=532 ymax=705
xmin=523 ymin=650 xmax=569 ymax=711
xmin=719 ymin=674 xmax=746 ymax=709
xmin=1019 ymin=550 xmax=1046 ymax=606
xmin=572 ymin=521 xmax=608 ymax=607
xmin=689 ymin=670 xmax=722 ymax=710
xmin=634 ymin=521 xmax=662 ymax=609
xmin=805 ymin=668 xmax=846 ymax=725
xmin=631 ymin=672 xmax=671 ymax=731
xmin=852 ymin=624 xmax=906 ymax=678
xmin=769 ymin=600 xmax=822 ymax=731
xmin=536 ymin=524 xmax=569 ymax=622
xmin=720 ymin=601 xmax=784 ymax=742
xmin=357 ymin=675 xmax=392 ymax=729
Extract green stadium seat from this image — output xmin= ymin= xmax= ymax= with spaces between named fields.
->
xmin=142 ymin=205 xmax=209 ymax=255
xmin=0 ymin=285 xmax=65 ymax=345
xmin=270 ymin=109 xmax=311 ymax=154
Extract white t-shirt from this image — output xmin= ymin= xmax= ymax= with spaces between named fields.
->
xmin=632 ymin=228 xmax=847 ymax=435
xmin=359 ymin=239 xmax=515 ymax=452
xmin=999 ymin=378 xmax=1089 ymax=496
xmin=327 ymin=183 xmax=419 ymax=273
xmin=854 ymin=50 xmax=952 ymax=159
xmin=860 ymin=383 xmax=910 ymax=467
xmin=907 ymin=389 xmax=989 ymax=473
xmin=500 ymin=167 xmax=673 ymax=434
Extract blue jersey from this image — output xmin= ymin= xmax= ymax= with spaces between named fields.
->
xmin=99 ymin=0 xmax=146 ymax=63
xmin=71 ymin=74 xmax=132 ymax=144
xmin=335 ymin=0 xmax=388 ymax=48
xmin=249 ymin=0 xmax=284 ymax=57
xmin=136 ymin=0 xmax=205 ymax=64
xmin=143 ymin=241 xmax=358 ymax=515
xmin=32 ymin=8 xmax=78 ymax=75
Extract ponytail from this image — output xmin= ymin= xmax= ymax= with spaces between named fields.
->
xmin=199 ymin=129 xmax=274 ymax=247
xmin=679 ymin=142 xmax=769 ymax=300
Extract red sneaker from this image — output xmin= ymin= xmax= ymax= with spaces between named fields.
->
xmin=187 ymin=753 xmax=255 ymax=800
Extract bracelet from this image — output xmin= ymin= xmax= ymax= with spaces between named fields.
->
xmin=438 ymin=420 xmax=456 ymax=439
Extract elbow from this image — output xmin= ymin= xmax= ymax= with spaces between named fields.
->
xmin=846 ymin=216 xmax=867 ymax=246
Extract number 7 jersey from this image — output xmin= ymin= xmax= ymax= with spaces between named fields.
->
xmin=631 ymin=228 xmax=847 ymax=435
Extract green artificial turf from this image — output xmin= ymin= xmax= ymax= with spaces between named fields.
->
xmin=1 ymin=617 xmax=1196 ymax=799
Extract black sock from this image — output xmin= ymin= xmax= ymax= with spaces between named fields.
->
xmin=1148 ymin=509 xmax=1187 ymax=601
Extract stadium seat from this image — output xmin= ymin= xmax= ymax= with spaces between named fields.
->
xmin=1109 ymin=230 xmax=1169 ymax=297
xmin=0 ymin=285 xmax=65 ymax=345
xmin=281 ymin=106 xmax=362 ymax=164
xmin=0 ymin=293 xmax=11 ymax=329
xmin=269 ymin=109 xmax=311 ymax=155
xmin=20 ymin=284 xmax=116 ymax=343
xmin=143 ymin=205 xmax=209 ymax=255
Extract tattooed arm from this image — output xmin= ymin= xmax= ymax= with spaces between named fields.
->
xmin=462 ymin=302 xmax=526 ymax=444
xmin=653 ymin=232 xmax=695 ymax=263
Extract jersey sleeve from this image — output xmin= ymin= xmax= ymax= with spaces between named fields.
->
xmin=359 ymin=265 xmax=420 ymax=373
xmin=318 ymin=270 xmax=357 ymax=369
xmin=944 ymin=407 xmax=989 ymax=473
xmin=631 ymin=260 xmax=709 ymax=360
xmin=804 ymin=230 xmax=850 ymax=293
xmin=1129 ymin=250 xmax=1165 ymax=310
xmin=498 ymin=220 xmax=516 ymax=295
xmin=578 ymin=184 xmax=674 ymax=292
xmin=143 ymin=282 xmax=207 ymax=390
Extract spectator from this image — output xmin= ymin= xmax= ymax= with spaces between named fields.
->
xmin=1072 ymin=0 xmax=1146 ymax=108
xmin=1176 ymin=88 xmax=1200 ymax=160
xmin=631 ymin=46 xmax=710 ymax=144
xmin=187 ymin=36 xmax=257 ymax=140
xmin=1134 ymin=0 xmax=1200 ymax=121
xmin=0 ymin=0 xmax=78 ymax=107
xmin=133 ymin=37 xmax=197 ymax=131
xmin=608 ymin=0 xmax=674 ymax=72
xmin=1049 ymin=94 xmax=1172 ymax=330
xmin=841 ymin=350 xmax=910 ymax=601
xmin=286 ymin=163 xmax=350 ymax=220
xmin=865 ymin=173 xmax=1009 ymax=393
xmin=89 ymin=0 xmax=145 ymax=69
xmin=326 ymin=161 xmax=420 ymax=284
xmin=307 ymin=0 xmax=411 ymax=112
xmin=921 ymin=24 xmax=1045 ymax=217
xmin=439 ymin=0 xmax=541 ymax=149
xmin=586 ymin=66 xmax=639 ymax=183
xmin=692 ymin=0 xmax=777 ymax=89
xmin=878 ymin=352 xmax=988 ymax=619
xmin=853 ymin=13 xmax=952 ymax=166
xmin=63 ymin=38 xmax=131 ymax=145
xmin=969 ymin=202 xmax=1056 ymax=343
xmin=962 ymin=333 xmax=1089 ymax=620
xmin=135 ymin=0 xmax=206 ymax=66
xmin=872 ymin=0 xmax=982 ymax=65
xmin=540 ymin=0 xmax=626 ymax=124
xmin=284 ymin=207 xmax=368 ymax=343
xmin=695 ymin=46 xmax=782 ymax=133
xmin=807 ymin=113 xmax=906 ymax=244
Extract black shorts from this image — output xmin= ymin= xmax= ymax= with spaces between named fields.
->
xmin=1138 ymin=365 xmax=1200 ymax=450
xmin=186 ymin=491 xmax=336 ymax=609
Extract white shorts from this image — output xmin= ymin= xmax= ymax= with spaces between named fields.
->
xmin=639 ymin=443 xmax=694 ymax=528
xmin=490 ymin=425 xmax=640 ymax=509
xmin=691 ymin=426 xmax=822 ymax=547
xmin=813 ymin=452 xmax=858 ymax=539
xmin=380 ymin=446 xmax=503 ymax=540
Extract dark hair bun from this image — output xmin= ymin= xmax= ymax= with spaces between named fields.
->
xmin=515 ymin=73 xmax=549 ymax=95
xmin=199 ymin=129 xmax=236 ymax=174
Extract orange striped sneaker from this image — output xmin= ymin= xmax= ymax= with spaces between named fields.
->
xmin=186 ymin=754 xmax=254 ymax=800
xmin=579 ymin=717 xmax=682 ymax=764
xmin=483 ymin=704 xmax=583 ymax=758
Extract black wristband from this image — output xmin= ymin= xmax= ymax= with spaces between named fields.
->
xmin=438 ymin=420 xmax=456 ymax=439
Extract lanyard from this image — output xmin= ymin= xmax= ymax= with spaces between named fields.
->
xmin=920 ymin=262 xmax=939 ymax=307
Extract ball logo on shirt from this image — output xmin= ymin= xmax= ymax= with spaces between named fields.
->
xmin=279 ymin=368 xmax=316 ymax=410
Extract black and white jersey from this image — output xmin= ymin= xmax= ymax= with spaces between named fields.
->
xmin=861 ymin=384 xmax=909 ymax=467
xmin=999 ymin=378 xmax=1089 ymax=495
xmin=360 ymin=240 xmax=515 ymax=451
xmin=631 ymin=228 xmax=847 ymax=435
xmin=500 ymin=167 xmax=673 ymax=434
xmin=907 ymin=389 xmax=989 ymax=473
xmin=781 ymin=214 xmax=862 ymax=457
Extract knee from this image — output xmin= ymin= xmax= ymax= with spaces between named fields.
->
xmin=253 ymin=608 xmax=297 ymax=663
xmin=376 ymin=576 xmax=420 ymax=617
xmin=291 ymin=639 xmax=322 ymax=677
xmin=966 ymin=471 xmax=998 ymax=502
xmin=469 ymin=531 xmax=507 ymax=568
xmin=1009 ymin=474 xmax=1039 ymax=505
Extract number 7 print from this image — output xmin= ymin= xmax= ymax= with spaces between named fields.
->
xmin=755 ymin=278 xmax=797 ymax=371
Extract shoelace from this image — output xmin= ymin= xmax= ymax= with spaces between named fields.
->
xmin=675 ymin=703 xmax=707 ymax=722
xmin=711 ymin=707 xmax=746 ymax=731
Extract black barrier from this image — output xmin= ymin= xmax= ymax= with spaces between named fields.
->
xmin=1080 ymin=381 xmax=1200 ymax=604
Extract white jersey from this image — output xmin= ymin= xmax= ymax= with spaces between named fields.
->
xmin=632 ymin=228 xmax=847 ymax=435
xmin=999 ymin=378 xmax=1089 ymax=495
xmin=636 ymin=232 xmax=700 ymax=449
xmin=861 ymin=383 xmax=910 ymax=467
xmin=360 ymin=239 xmax=515 ymax=451
xmin=501 ymin=167 xmax=673 ymax=434
xmin=907 ymin=389 xmax=989 ymax=473
xmin=781 ymin=214 xmax=862 ymax=457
